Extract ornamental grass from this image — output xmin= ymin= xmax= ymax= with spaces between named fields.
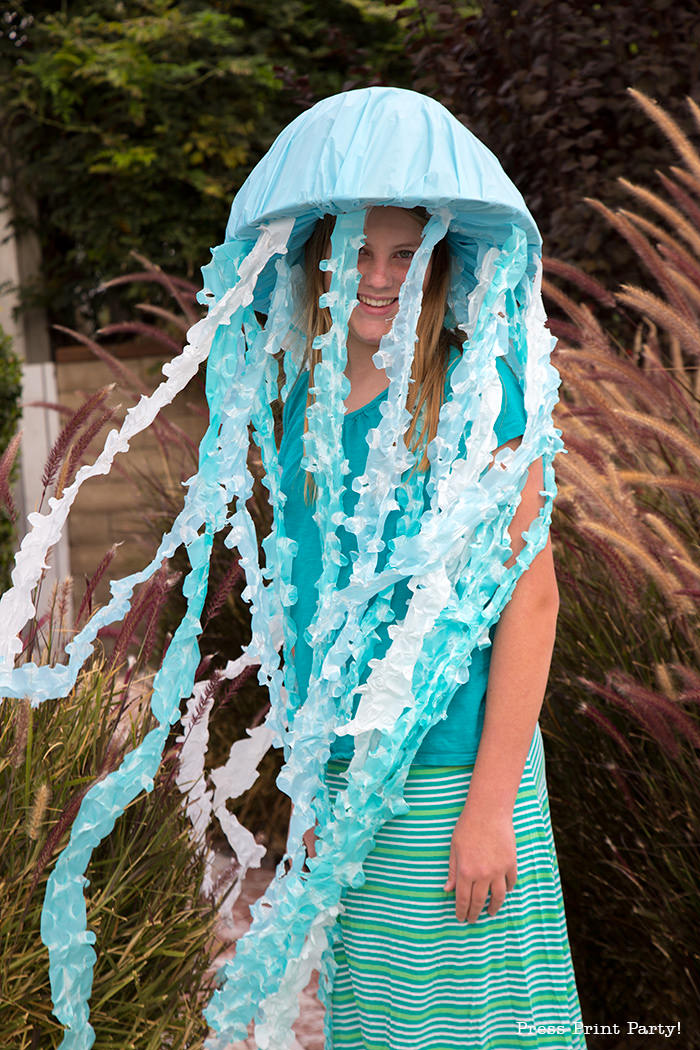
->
xmin=0 ymin=648 xmax=220 ymax=1047
xmin=543 ymin=89 xmax=700 ymax=1045
xmin=0 ymin=424 xmax=220 ymax=1044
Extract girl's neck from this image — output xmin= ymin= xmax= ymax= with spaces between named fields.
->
xmin=344 ymin=340 xmax=390 ymax=413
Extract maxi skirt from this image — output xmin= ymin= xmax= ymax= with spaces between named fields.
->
xmin=324 ymin=723 xmax=587 ymax=1050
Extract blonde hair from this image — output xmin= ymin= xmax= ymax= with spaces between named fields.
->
xmin=298 ymin=208 xmax=458 ymax=499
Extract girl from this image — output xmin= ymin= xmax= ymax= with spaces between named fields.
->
xmin=0 ymin=86 xmax=586 ymax=1050
xmin=279 ymin=204 xmax=584 ymax=1049
xmin=202 ymin=85 xmax=587 ymax=1049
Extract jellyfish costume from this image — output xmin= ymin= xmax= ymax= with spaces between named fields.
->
xmin=0 ymin=87 xmax=586 ymax=1048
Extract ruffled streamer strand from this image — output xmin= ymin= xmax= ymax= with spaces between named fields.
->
xmin=0 ymin=201 xmax=563 ymax=1050
xmin=203 ymin=223 xmax=564 ymax=1049
xmin=34 ymin=219 xmax=294 ymax=1050
xmin=0 ymin=223 xmax=292 ymax=699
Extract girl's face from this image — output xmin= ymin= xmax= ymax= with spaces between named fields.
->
xmin=323 ymin=206 xmax=432 ymax=358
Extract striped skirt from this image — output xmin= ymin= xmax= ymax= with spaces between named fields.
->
xmin=324 ymin=724 xmax=586 ymax=1050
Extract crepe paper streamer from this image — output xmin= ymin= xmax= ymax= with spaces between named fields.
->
xmin=275 ymin=211 xmax=365 ymax=853
xmin=0 ymin=86 xmax=566 ymax=1048
xmin=176 ymin=647 xmax=280 ymax=912
xmin=307 ymin=211 xmax=453 ymax=730
xmin=178 ymin=683 xmax=271 ymax=918
xmin=0 ymin=220 xmax=293 ymax=700
xmin=275 ymin=210 xmax=452 ymax=868
xmin=202 ymin=211 xmax=564 ymax=1048
xmin=34 ymin=217 xmax=294 ymax=1050
xmin=176 ymin=683 xmax=219 ymax=895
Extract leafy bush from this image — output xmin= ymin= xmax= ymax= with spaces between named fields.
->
xmin=394 ymin=0 xmax=700 ymax=293
xmin=0 ymin=323 xmax=22 ymax=591
xmin=0 ymin=0 xmax=405 ymax=331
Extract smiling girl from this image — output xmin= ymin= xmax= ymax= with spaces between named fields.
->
xmin=276 ymin=199 xmax=584 ymax=1048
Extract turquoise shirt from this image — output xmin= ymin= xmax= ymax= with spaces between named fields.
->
xmin=279 ymin=350 xmax=527 ymax=765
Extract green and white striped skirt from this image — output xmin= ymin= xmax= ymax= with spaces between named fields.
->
xmin=324 ymin=724 xmax=586 ymax=1050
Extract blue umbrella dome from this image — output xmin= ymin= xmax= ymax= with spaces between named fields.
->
xmin=221 ymin=86 xmax=541 ymax=310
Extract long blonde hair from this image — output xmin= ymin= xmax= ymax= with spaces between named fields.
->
xmin=298 ymin=208 xmax=458 ymax=499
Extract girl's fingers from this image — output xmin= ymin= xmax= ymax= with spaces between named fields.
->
xmin=487 ymin=875 xmax=508 ymax=917
xmin=466 ymin=879 xmax=490 ymax=924
xmin=455 ymin=877 xmax=472 ymax=923
xmin=453 ymin=874 xmax=513 ymax=922
xmin=505 ymin=864 xmax=518 ymax=892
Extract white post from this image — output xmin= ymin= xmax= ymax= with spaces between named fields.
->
xmin=0 ymin=180 xmax=72 ymax=611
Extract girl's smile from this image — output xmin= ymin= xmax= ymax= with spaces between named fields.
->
xmin=355 ymin=292 xmax=399 ymax=314
xmin=323 ymin=206 xmax=432 ymax=357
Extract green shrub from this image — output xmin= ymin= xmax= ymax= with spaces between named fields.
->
xmin=0 ymin=0 xmax=405 ymax=330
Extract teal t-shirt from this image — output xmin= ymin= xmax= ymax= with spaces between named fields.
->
xmin=278 ymin=349 xmax=527 ymax=765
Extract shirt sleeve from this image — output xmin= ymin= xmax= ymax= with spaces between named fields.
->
xmin=493 ymin=356 xmax=527 ymax=446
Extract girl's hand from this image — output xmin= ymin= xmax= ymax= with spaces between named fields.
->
xmin=443 ymin=806 xmax=518 ymax=923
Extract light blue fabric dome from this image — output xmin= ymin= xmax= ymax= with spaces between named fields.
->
xmin=222 ymin=86 xmax=542 ymax=310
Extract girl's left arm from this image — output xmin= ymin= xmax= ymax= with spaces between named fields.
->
xmin=443 ymin=438 xmax=560 ymax=922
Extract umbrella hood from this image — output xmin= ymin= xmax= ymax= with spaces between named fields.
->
xmin=223 ymin=86 xmax=541 ymax=300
